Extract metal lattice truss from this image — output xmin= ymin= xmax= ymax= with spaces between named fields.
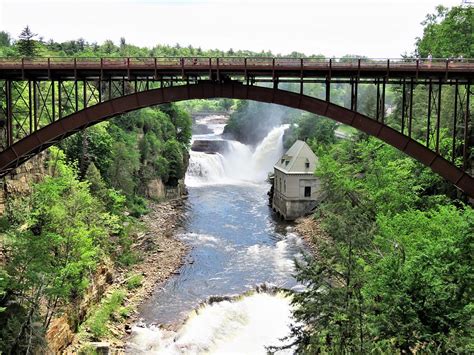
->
xmin=0 ymin=57 xmax=472 ymax=196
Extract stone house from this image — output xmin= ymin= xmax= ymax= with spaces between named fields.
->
xmin=272 ymin=140 xmax=320 ymax=220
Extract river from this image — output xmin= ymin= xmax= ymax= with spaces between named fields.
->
xmin=127 ymin=115 xmax=307 ymax=354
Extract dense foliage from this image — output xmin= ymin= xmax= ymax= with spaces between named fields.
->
xmin=0 ymin=27 xmax=194 ymax=352
xmin=416 ymin=5 xmax=473 ymax=58
xmin=60 ymin=104 xmax=192 ymax=215
xmin=0 ymin=149 xmax=128 ymax=352
xmin=0 ymin=4 xmax=472 ymax=353
xmin=286 ymin=5 xmax=474 ymax=353
xmin=287 ymin=135 xmax=473 ymax=353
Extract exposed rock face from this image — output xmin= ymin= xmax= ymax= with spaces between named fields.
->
xmin=165 ymin=179 xmax=186 ymax=199
xmin=294 ymin=216 xmax=331 ymax=260
xmin=146 ymin=178 xmax=187 ymax=201
xmin=45 ymin=316 xmax=75 ymax=354
xmin=0 ymin=153 xmax=47 ymax=215
xmin=146 ymin=178 xmax=167 ymax=200
xmin=191 ymin=140 xmax=229 ymax=153
xmin=45 ymin=262 xmax=114 ymax=353
xmin=192 ymin=124 xmax=213 ymax=135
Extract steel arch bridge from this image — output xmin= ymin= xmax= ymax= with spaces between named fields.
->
xmin=0 ymin=57 xmax=472 ymax=197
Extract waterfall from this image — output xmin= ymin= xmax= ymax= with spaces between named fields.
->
xmin=128 ymin=292 xmax=295 ymax=354
xmin=186 ymin=124 xmax=288 ymax=186
xmin=221 ymin=141 xmax=253 ymax=181
xmin=250 ymin=124 xmax=289 ymax=181
xmin=185 ymin=152 xmax=227 ymax=186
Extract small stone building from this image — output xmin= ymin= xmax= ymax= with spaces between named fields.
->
xmin=272 ymin=140 xmax=320 ymax=220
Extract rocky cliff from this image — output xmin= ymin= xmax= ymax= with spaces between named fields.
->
xmin=0 ymin=153 xmax=47 ymax=215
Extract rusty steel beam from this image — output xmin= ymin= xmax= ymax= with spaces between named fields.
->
xmin=0 ymin=82 xmax=472 ymax=198
xmin=452 ymin=81 xmax=459 ymax=163
xmin=435 ymin=79 xmax=442 ymax=153
xmin=463 ymin=81 xmax=471 ymax=171
xmin=427 ymin=79 xmax=433 ymax=148
xmin=2 ymin=57 xmax=474 ymax=81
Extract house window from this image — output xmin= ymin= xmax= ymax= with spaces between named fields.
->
xmin=304 ymin=186 xmax=311 ymax=197
xmin=305 ymin=162 xmax=310 ymax=168
xmin=284 ymin=180 xmax=286 ymax=193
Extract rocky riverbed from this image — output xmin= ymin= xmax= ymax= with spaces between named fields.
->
xmin=64 ymin=198 xmax=190 ymax=354
xmin=122 ymin=199 xmax=189 ymax=313
xmin=293 ymin=215 xmax=330 ymax=259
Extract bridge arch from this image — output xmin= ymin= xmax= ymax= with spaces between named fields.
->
xmin=0 ymin=82 xmax=472 ymax=197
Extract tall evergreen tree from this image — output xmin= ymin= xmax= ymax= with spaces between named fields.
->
xmin=16 ymin=26 xmax=38 ymax=57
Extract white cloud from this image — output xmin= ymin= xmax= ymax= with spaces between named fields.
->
xmin=0 ymin=0 xmax=463 ymax=57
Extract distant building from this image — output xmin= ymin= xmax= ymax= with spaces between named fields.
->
xmin=272 ymin=140 xmax=320 ymax=220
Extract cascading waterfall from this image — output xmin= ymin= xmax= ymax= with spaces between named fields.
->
xmin=186 ymin=124 xmax=289 ymax=186
xmin=186 ymin=152 xmax=228 ymax=186
xmin=129 ymin=291 xmax=295 ymax=354
xmin=128 ymin=118 xmax=303 ymax=354
xmin=250 ymin=124 xmax=289 ymax=181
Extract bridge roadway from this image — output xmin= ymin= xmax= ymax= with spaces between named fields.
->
xmin=0 ymin=57 xmax=473 ymax=81
xmin=0 ymin=57 xmax=472 ymax=198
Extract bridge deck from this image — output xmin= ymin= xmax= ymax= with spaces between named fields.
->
xmin=0 ymin=57 xmax=473 ymax=80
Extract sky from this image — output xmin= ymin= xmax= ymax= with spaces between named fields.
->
xmin=0 ymin=0 xmax=466 ymax=58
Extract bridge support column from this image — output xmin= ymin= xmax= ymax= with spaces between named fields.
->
xmin=427 ymin=79 xmax=433 ymax=148
xmin=463 ymin=81 xmax=471 ymax=171
xmin=435 ymin=79 xmax=442 ymax=153
xmin=325 ymin=78 xmax=330 ymax=102
xmin=452 ymin=80 xmax=459 ymax=163
xmin=6 ymin=80 xmax=12 ymax=147
xmin=350 ymin=77 xmax=358 ymax=111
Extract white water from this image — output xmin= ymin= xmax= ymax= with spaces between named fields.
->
xmin=186 ymin=124 xmax=289 ymax=187
xmin=128 ymin=292 xmax=295 ymax=354
xmin=128 ymin=119 xmax=301 ymax=354
xmin=251 ymin=125 xmax=289 ymax=181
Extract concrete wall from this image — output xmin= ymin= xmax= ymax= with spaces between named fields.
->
xmin=272 ymin=190 xmax=319 ymax=220
xmin=272 ymin=169 xmax=321 ymax=220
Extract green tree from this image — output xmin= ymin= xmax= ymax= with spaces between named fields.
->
xmin=365 ymin=205 xmax=474 ymax=352
xmin=0 ymin=148 xmax=119 ymax=352
xmin=287 ymin=135 xmax=472 ymax=353
xmin=0 ymin=31 xmax=11 ymax=47
xmin=162 ymin=139 xmax=184 ymax=186
xmin=61 ymin=123 xmax=114 ymax=178
xmin=416 ymin=5 xmax=473 ymax=58
xmin=296 ymin=113 xmax=337 ymax=146
xmin=16 ymin=26 xmax=38 ymax=57
xmin=85 ymin=162 xmax=125 ymax=214
xmin=107 ymin=140 xmax=140 ymax=196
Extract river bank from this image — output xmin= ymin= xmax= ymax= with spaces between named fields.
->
xmin=65 ymin=198 xmax=189 ymax=354
xmin=127 ymin=119 xmax=311 ymax=353
xmin=293 ymin=215 xmax=330 ymax=260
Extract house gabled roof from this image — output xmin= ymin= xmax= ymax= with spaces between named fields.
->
xmin=274 ymin=140 xmax=318 ymax=174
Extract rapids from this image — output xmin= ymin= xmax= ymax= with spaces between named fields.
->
xmin=127 ymin=115 xmax=305 ymax=354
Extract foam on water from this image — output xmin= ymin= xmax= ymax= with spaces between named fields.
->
xmin=129 ymin=117 xmax=306 ymax=353
xmin=128 ymin=292 xmax=295 ymax=354
xmin=244 ymin=233 xmax=304 ymax=278
xmin=186 ymin=124 xmax=289 ymax=186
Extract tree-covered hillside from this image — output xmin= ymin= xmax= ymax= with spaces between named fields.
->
xmin=285 ymin=5 xmax=474 ymax=354
xmin=0 ymin=4 xmax=472 ymax=353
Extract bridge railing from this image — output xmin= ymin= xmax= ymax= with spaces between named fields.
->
xmin=0 ymin=56 xmax=473 ymax=71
